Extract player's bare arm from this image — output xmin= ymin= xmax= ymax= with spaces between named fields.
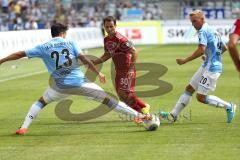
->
xmin=176 ymin=44 xmax=205 ymax=65
xmin=92 ymin=52 xmax=111 ymax=65
xmin=228 ymin=33 xmax=240 ymax=72
xmin=129 ymin=47 xmax=137 ymax=70
xmin=78 ymin=54 xmax=106 ymax=84
xmin=0 ymin=51 xmax=26 ymax=65
xmin=128 ymin=47 xmax=137 ymax=77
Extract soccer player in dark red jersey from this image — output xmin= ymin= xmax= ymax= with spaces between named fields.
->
xmin=228 ymin=19 xmax=240 ymax=74
xmin=92 ymin=16 xmax=150 ymax=114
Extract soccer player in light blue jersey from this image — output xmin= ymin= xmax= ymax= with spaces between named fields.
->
xmin=160 ymin=10 xmax=236 ymax=123
xmin=0 ymin=23 xmax=149 ymax=135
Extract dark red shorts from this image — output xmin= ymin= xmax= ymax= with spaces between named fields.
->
xmin=230 ymin=19 xmax=240 ymax=36
xmin=115 ymin=71 xmax=136 ymax=93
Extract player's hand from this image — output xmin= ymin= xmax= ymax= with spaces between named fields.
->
xmin=176 ymin=58 xmax=186 ymax=65
xmin=98 ymin=72 xmax=106 ymax=84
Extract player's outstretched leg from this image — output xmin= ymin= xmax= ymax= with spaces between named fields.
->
xmin=202 ymin=95 xmax=237 ymax=123
xmin=159 ymin=90 xmax=192 ymax=122
xmin=117 ymin=91 xmax=151 ymax=114
xmin=129 ymin=97 xmax=151 ymax=114
xmin=16 ymin=100 xmax=45 ymax=135
xmin=134 ymin=96 xmax=151 ymax=114
xmin=104 ymin=98 xmax=151 ymax=124
xmin=77 ymin=82 xmax=153 ymax=125
xmin=15 ymin=128 xmax=28 ymax=135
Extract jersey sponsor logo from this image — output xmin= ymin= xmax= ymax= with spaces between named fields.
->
xmin=105 ymin=41 xmax=118 ymax=55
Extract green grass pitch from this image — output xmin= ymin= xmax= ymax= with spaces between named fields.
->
xmin=0 ymin=44 xmax=240 ymax=160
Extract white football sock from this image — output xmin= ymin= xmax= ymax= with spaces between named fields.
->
xmin=21 ymin=101 xmax=44 ymax=129
xmin=115 ymin=101 xmax=139 ymax=117
xmin=170 ymin=91 xmax=192 ymax=117
xmin=107 ymin=99 xmax=139 ymax=117
xmin=206 ymin=95 xmax=231 ymax=109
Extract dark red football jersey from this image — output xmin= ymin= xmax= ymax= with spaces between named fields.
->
xmin=104 ymin=31 xmax=134 ymax=71
xmin=230 ymin=19 xmax=240 ymax=36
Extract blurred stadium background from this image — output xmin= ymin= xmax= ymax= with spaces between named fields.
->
xmin=0 ymin=0 xmax=239 ymax=31
xmin=0 ymin=0 xmax=238 ymax=57
xmin=0 ymin=1 xmax=240 ymax=160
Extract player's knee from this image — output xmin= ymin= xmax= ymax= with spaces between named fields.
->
xmin=185 ymin=85 xmax=195 ymax=94
xmin=196 ymin=93 xmax=206 ymax=103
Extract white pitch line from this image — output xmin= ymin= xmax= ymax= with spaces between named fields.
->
xmin=0 ymin=70 xmax=47 ymax=83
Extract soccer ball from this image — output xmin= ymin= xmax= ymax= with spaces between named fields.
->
xmin=143 ymin=114 xmax=160 ymax=131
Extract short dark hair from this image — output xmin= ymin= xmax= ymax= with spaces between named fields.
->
xmin=51 ymin=23 xmax=68 ymax=37
xmin=103 ymin=16 xmax=116 ymax=26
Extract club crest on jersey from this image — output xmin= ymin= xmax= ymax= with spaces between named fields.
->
xmin=106 ymin=41 xmax=118 ymax=55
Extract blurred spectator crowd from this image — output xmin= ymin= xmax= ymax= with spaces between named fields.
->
xmin=0 ymin=0 xmax=44 ymax=31
xmin=0 ymin=0 xmax=240 ymax=31
xmin=0 ymin=0 xmax=163 ymax=31
xmin=181 ymin=0 xmax=240 ymax=19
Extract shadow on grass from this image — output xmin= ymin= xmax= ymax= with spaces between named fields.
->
xmin=35 ymin=119 xmax=124 ymax=126
xmin=1 ymin=120 xmax=238 ymax=137
xmin=0 ymin=121 xmax=143 ymax=137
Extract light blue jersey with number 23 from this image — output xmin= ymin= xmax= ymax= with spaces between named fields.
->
xmin=25 ymin=37 xmax=85 ymax=88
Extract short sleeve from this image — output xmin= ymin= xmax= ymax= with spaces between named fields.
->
xmin=71 ymin=41 xmax=82 ymax=57
xmin=198 ymin=31 xmax=208 ymax=46
xmin=119 ymin=39 xmax=134 ymax=52
xmin=25 ymin=45 xmax=42 ymax=58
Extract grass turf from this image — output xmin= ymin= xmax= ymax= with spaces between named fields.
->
xmin=0 ymin=44 xmax=240 ymax=160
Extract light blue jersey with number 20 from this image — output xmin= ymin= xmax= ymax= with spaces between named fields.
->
xmin=198 ymin=23 xmax=225 ymax=73
xmin=25 ymin=37 xmax=85 ymax=88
